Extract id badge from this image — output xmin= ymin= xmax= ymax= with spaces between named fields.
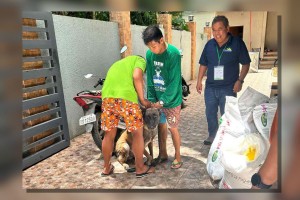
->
xmin=214 ymin=65 xmax=224 ymax=80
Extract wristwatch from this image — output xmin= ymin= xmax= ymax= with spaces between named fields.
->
xmin=237 ymin=78 xmax=244 ymax=84
xmin=251 ymin=173 xmax=272 ymax=189
xmin=159 ymin=100 xmax=164 ymax=106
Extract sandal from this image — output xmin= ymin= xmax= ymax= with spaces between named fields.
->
xmin=170 ymin=160 xmax=183 ymax=169
xmin=126 ymin=167 xmax=136 ymax=173
xmin=136 ymin=165 xmax=154 ymax=178
xmin=101 ymin=164 xmax=115 ymax=177
xmin=151 ymin=156 xmax=168 ymax=166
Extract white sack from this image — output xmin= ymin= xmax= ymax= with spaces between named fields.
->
xmin=206 ymin=115 xmax=228 ymax=181
xmin=238 ymin=87 xmax=270 ymax=133
xmin=219 ymin=168 xmax=258 ymax=189
xmin=224 ymin=96 xmax=246 ymax=137
xmin=253 ymin=103 xmax=277 ymax=141
xmin=220 ymin=132 xmax=270 ymax=174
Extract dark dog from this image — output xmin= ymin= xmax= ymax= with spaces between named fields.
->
xmin=115 ymin=107 xmax=160 ymax=169
xmin=181 ymin=75 xmax=191 ymax=109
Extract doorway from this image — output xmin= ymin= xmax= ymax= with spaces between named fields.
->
xmin=229 ymin=26 xmax=244 ymax=39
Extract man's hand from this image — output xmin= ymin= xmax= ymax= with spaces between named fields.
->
xmin=233 ymin=80 xmax=243 ymax=93
xmin=196 ymin=65 xmax=207 ymax=94
xmin=152 ymin=102 xmax=163 ymax=109
xmin=196 ymin=81 xmax=203 ymax=94
xmin=140 ymin=99 xmax=152 ymax=109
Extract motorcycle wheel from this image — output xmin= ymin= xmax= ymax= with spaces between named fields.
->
xmin=91 ymin=112 xmax=104 ymax=151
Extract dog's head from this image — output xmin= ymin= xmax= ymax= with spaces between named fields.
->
xmin=116 ymin=142 xmax=130 ymax=164
xmin=142 ymin=107 xmax=160 ymax=130
xmin=182 ymin=76 xmax=191 ymax=97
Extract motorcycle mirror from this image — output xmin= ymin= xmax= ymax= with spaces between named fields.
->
xmin=120 ymin=45 xmax=127 ymax=54
xmin=84 ymin=74 xmax=93 ymax=79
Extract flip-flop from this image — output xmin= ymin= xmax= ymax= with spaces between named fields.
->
xmin=101 ymin=164 xmax=115 ymax=177
xmin=136 ymin=165 xmax=154 ymax=178
xmin=170 ymin=160 xmax=183 ymax=169
xmin=126 ymin=167 xmax=136 ymax=173
xmin=151 ymin=156 xmax=168 ymax=166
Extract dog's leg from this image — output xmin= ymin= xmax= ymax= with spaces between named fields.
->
xmin=143 ymin=149 xmax=152 ymax=166
xmin=117 ymin=143 xmax=130 ymax=170
xmin=148 ymin=141 xmax=154 ymax=157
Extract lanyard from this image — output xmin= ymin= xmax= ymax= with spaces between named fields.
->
xmin=216 ymin=44 xmax=228 ymax=65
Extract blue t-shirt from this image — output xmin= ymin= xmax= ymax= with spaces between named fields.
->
xmin=199 ymin=33 xmax=251 ymax=88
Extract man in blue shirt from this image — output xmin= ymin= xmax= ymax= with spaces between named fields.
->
xmin=196 ymin=15 xmax=251 ymax=145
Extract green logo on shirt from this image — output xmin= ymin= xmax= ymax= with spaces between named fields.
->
xmin=224 ymin=47 xmax=232 ymax=52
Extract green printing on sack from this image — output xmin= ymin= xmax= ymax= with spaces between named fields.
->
xmin=219 ymin=117 xmax=223 ymax=125
xmin=212 ymin=150 xmax=218 ymax=162
xmin=261 ymin=112 xmax=268 ymax=127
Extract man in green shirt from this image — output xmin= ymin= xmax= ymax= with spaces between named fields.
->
xmin=142 ymin=25 xmax=183 ymax=169
xmin=100 ymin=55 xmax=154 ymax=177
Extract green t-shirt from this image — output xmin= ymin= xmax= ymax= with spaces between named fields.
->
xmin=146 ymin=44 xmax=182 ymax=108
xmin=102 ymin=55 xmax=146 ymax=103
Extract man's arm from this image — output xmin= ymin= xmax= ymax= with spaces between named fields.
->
xmin=196 ymin=65 xmax=207 ymax=94
xmin=146 ymin=58 xmax=157 ymax=103
xmin=133 ymin=67 xmax=151 ymax=108
xmin=233 ymin=64 xmax=250 ymax=93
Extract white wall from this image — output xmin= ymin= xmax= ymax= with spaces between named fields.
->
xmin=172 ymin=30 xmax=191 ymax=81
xmin=195 ymin=33 xmax=208 ymax=79
xmin=131 ymin=24 xmax=149 ymax=57
xmin=52 ymin=15 xmax=121 ymax=139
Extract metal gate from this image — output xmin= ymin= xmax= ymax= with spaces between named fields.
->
xmin=22 ymin=12 xmax=70 ymax=169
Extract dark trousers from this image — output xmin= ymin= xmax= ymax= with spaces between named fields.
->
xmin=204 ymin=86 xmax=236 ymax=138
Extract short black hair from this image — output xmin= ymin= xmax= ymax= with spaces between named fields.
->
xmin=142 ymin=25 xmax=163 ymax=45
xmin=212 ymin=15 xmax=229 ymax=28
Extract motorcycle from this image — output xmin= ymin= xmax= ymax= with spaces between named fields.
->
xmin=73 ymin=75 xmax=126 ymax=151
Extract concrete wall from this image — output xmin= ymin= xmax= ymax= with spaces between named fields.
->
xmin=131 ymin=24 xmax=149 ymax=57
xmin=52 ymin=15 xmax=121 ymax=139
xmin=195 ymin=33 xmax=208 ymax=79
xmin=172 ymin=30 xmax=191 ymax=81
xmin=265 ymin=12 xmax=278 ymax=51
